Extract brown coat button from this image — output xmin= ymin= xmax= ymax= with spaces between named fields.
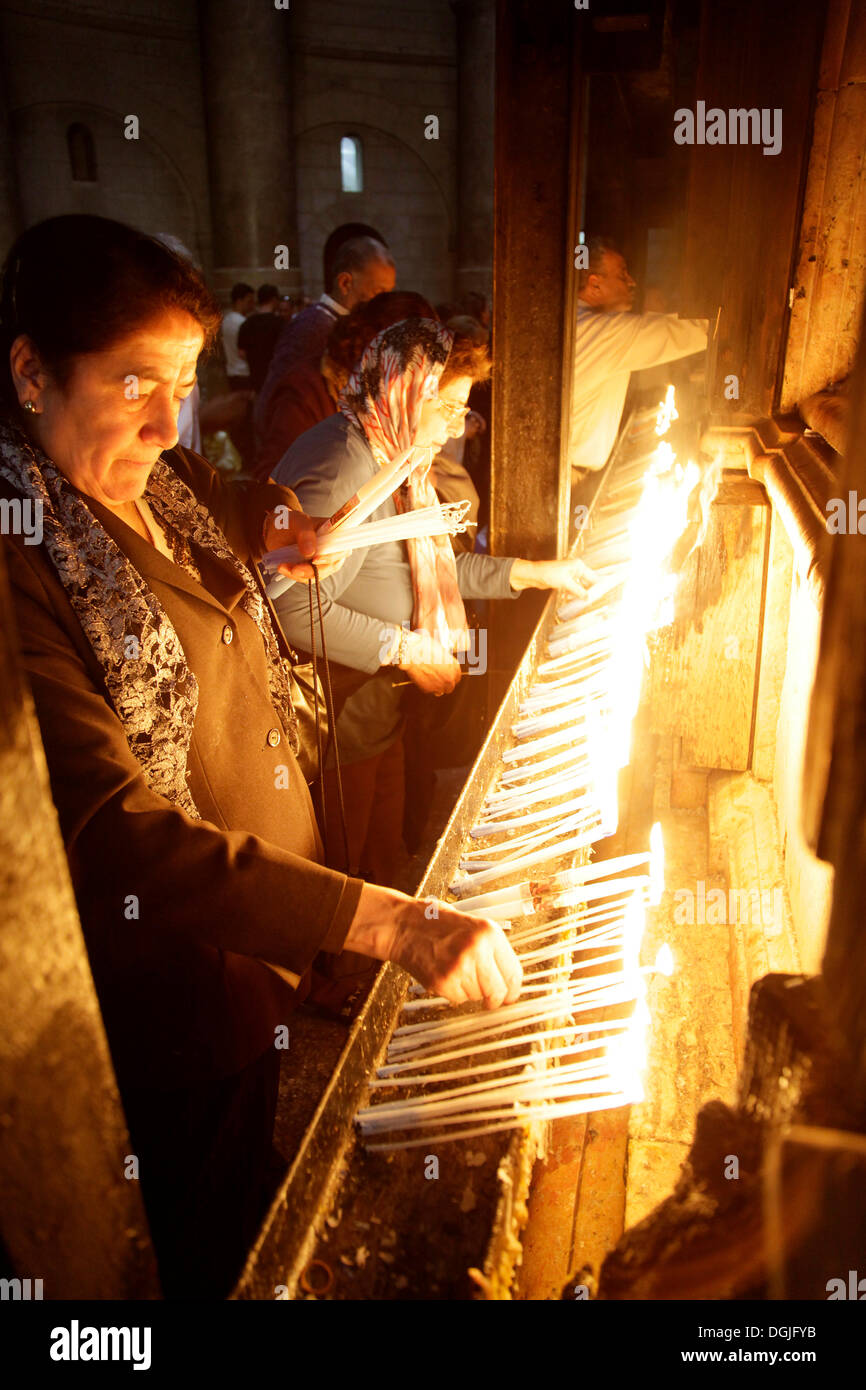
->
xmin=267 ymin=728 xmax=281 ymax=747
xmin=222 ymin=624 xmax=233 ymax=645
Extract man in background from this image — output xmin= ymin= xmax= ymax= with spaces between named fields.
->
xmin=221 ymin=282 xmax=255 ymax=391
xmin=568 ymin=236 xmax=707 ymax=482
xmin=237 ymin=284 xmax=282 ymax=393
xmin=255 ymin=232 xmax=395 ymax=450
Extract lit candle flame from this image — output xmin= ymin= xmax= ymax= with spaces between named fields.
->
xmin=655 ymin=384 xmax=678 ymax=437
xmin=605 ymin=1030 xmax=646 ymax=1105
xmin=654 ymin=943 xmax=675 ymax=977
xmin=583 ymin=395 xmax=705 ymax=830
xmin=649 ymin=821 xmax=665 ymax=906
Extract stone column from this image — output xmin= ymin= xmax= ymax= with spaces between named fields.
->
xmin=0 ymin=544 xmax=160 ymax=1298
xmin=453 ymin=0 xmax=495 ymax=304
xmin=199 ymin=0 xmax=301 ymax=299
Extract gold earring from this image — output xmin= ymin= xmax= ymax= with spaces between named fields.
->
xmin=22 ymin=400 xmax=37 ymax=413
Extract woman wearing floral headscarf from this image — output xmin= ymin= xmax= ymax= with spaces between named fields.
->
xmin=272 ymin=316 xmax=594 ymax=884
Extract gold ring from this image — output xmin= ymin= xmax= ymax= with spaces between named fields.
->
xmin=299 ymin=1259 xmax=335 ymax=1296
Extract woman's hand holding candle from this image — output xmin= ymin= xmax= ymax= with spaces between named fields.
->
xmin=261 ymin=506 xmax=348 ymax=583
xmin=393 ymin=629 xmax=462 ymax=696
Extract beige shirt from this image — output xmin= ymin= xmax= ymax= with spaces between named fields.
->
xmin=568 ymin=304 xmax=708 ymax=474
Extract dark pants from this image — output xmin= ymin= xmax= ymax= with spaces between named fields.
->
xmin=122 ymin=1047 xmax=282 ymax=1299
xmin=322 ymin=736 xmax=405 ymax=886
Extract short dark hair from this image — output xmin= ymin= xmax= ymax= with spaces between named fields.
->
xmin=577 ymin=235 xmax=621 ymax=291
xmin=323 ymin=222 xmax=387 ymax=292
xmin=231 ymin=282 xmax=254 ymax=303
xmin=326 ymin=291 xmax=437 ymax=378
xmin=329 ymin=236 xmax=393 ymax=293
xmin=0 ymin=214 xmax=221 ymax=414
xmin=257 ymin=283 xmax=279 ymax=306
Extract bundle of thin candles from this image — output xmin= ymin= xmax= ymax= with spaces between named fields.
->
xmin=263 ymin=443 xmax=453 ymax=594
xmin=354 ymin=391 xmax=697 ymax=1152
xmin=356 ymin=885 xmax=657 ymax=1149
xmin=264 ymin=500 xmax=471 ymax=566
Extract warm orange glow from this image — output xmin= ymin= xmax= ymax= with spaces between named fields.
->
xmin=649 ymin=821 xmax=665 ymax=906
xmin=587 ymin=389 xmax=702 ymax=838
xmin=655 ymin=383 xmax=678 ymax=437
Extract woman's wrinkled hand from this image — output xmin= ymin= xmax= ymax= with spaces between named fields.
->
xmin=342 ymin=885 xmax=523 ymax=1010
xmin=262 ymin=507 xmax=347 ymax=583
xmin=391 ymin=903 xmax=523 ymax=1009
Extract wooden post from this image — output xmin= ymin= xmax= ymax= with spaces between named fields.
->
xmin=488 ymin=1 xmax=584 ymax=699
xmin=490 ymin=0 xmax=579 ymax=562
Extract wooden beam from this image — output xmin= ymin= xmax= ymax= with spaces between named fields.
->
xmin=490 ymin=0 xmax=580 ymax=563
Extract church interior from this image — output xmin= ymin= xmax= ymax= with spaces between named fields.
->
xmin=2 ymin=0 xmax=866 ymax=1323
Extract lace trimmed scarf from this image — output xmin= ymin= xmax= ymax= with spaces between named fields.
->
xmin=0 ymin=419 xmax=298 ymax=819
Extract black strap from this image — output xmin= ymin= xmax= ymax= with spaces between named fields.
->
xmin=257 ymin=561 xmax=349 ymax=871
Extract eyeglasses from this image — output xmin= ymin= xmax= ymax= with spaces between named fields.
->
xmin=438 ymin=397 xmax=470 ymax=424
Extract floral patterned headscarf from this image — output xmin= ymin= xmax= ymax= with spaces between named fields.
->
xmin=339 ymin=317 xmax=469 ymax=652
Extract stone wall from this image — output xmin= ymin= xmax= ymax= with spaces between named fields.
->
xmin=0 ymin=0 xmax=484 ymax=307
xmin=291 ymin=0 xmax=459 ymax=303
xmin=0 ymin=0 xmax=213 ymax=269
xmin=781 ymin=0 xmax=866 ymax=408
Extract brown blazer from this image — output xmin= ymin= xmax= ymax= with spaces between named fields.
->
xmin=1 ymin=445 xmax=364 ymax=1090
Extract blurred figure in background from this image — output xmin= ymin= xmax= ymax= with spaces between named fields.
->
xmin=221 ymin=282 xmax=254 ymax=390
xmin=457 ymin=289 xmax=491 ymax=330
xmin=154 ymin=233 xmax=204 ymax=454
xmin=255 ymin=290 xmax=436 ymax=481
xmin=216 ymin=283 xmax=256 ymax=467
xmin=255 ymin=232 xmax=395 ymax=453
xmin=237 ymin=284 xmax=282 ymax=393
xmin=430 ymin=315 xmax=490 ymax=553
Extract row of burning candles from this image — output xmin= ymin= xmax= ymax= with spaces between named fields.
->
xmin=357 ymin=389 xmax=695 ymax=1150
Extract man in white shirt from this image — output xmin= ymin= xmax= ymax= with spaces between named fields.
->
xmin=568 ymin=237 xmax=707 ymax=479
xmin=222 ymin=282 xmax=255 ymax=390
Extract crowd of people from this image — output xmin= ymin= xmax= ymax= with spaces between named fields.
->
xmin=213 ymin=225 xmax=491 ymax=529
xmin=0 ymin=211 xmax=707 ymax=1298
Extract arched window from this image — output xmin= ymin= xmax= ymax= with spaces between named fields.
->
xmin=67 ymin=123 xmax=97 ymax=183
xmin=340 ymin=135 xmax=363 ymax=194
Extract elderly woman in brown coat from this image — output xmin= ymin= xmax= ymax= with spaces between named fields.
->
xmin=0 ymin=215 xmax=521 ymax=1299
